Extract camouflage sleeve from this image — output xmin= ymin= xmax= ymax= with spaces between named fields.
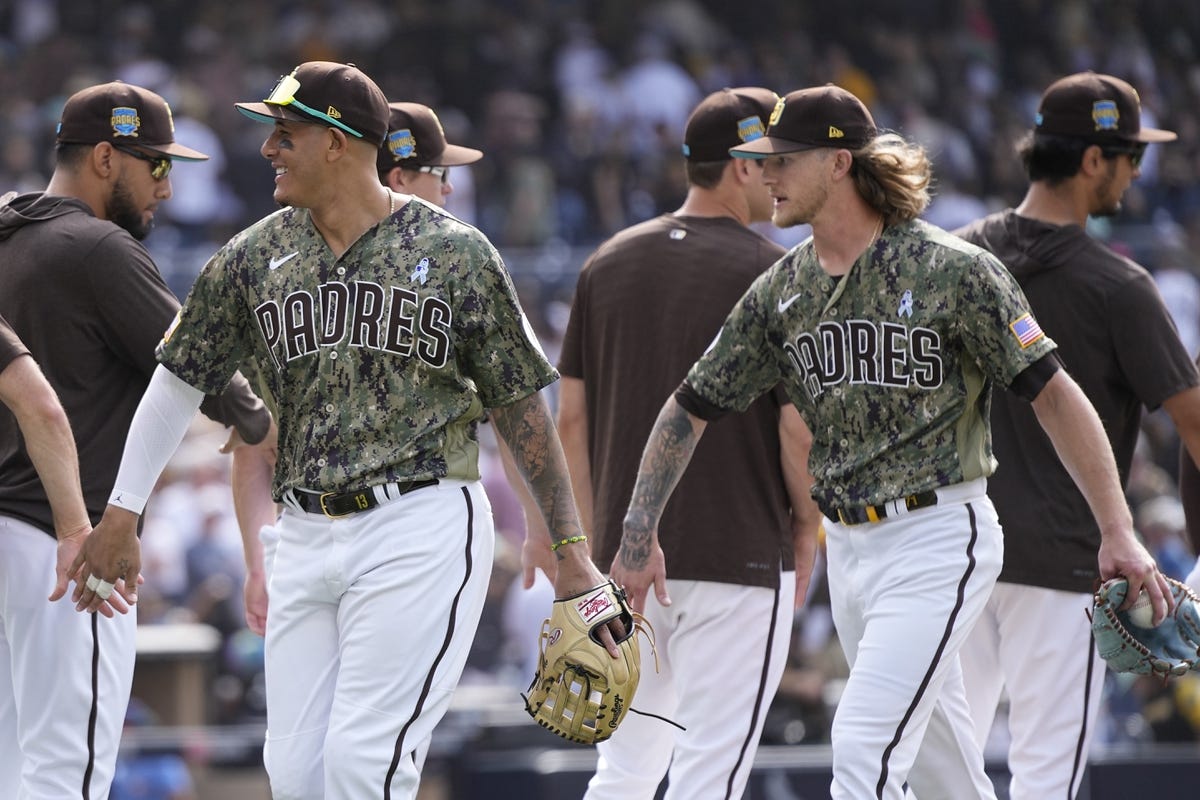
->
xmin=684 ymin=273 xmax=783 ymax=413
xmin=454 ymin=233 xmax=558 ymax=407
xmin=158 ymin=244 xmax=254 ymax=395
xmin=956 ymin=251 xmax=1057 ymax=387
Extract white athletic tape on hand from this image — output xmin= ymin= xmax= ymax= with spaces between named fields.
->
xmin=95 ymin=580 xmax=115 ymax=600
xmin=86 ymin=574 xmax=101 ymax=591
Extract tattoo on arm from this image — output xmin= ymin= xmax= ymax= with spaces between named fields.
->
xmin=491 ymin=393 xmax=582 ymax=560
xmin=620 ymin=400 xmax=701 ymax=570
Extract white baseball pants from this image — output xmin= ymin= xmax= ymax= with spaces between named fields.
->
xmin=825 ymin=478 xmax=1001 ymax=800
xmin=957 ymin=581 xmax=1105 ymax=799
xmin=0 ymin=515 xmax=137 ymax=800
xmin=261 ymin=479 xmax=493 ymax=800
xmin=584 ymin=575 xmax=795 ymax=800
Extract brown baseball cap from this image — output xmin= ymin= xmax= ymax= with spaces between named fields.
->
xmin=377 ymin=102 xmax=483 ymax=172
xmin=682 ymin=87 xmax=778 ymax=162
xmin=236 ymin=61 xmax=390 ymax=146
xmin=1034 ymin=72 xmax=1175 ymax=143
xmin=730 ymin=84 xmax=876 ymax=158
xmin=55 ymin=81 xmax=208 ymax=161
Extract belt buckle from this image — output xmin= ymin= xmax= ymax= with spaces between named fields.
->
xmin=319 ymin=490 xmax=373 ymax=518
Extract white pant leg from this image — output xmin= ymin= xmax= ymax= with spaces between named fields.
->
xmin=825 ymin=489 xmax=1001 ymax=800
xmin=587 ymin=575 xmax=796 ymax=800
xmin=958 ymin=592 xmax=1006 ymax=747
xmin=975 ymin=583 xmax=1104 ymax=800
xmin=906 ymin=656 xmax=996 ymax=800
xmin=263 ymin=481 xmax=493 ymax=800
xmin=586 ymin=589 xmax=681 ymax=800
xmin=663 ymin=575 xmax=795 ymax=800
xmin=0 ymin=516 xmax=136 ymax=800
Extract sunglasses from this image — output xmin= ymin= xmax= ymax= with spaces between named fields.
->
xmin=112 ymin=144 xmax=172 ymax=180
xmin=266 ymin=72 xmax=364 ymax=139
xmin=1101 ymin=143 xmax=1147 ymax=169
xmin=416 ymin=165 xmax=449 ymax=184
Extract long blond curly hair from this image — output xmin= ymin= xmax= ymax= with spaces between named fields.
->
xmin=849 ymin=132 xmax=933 ymax=226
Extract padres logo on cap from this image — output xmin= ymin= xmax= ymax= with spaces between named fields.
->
xmin=387 ymin=128 xmax=417 ymax=160
xmin=737 ymin=115 xmax=766 ymax=143
xmin=1092 ymin=100 xmax=1119 ymax=132
xmin=768 ymin=97 xmax=786 ymax=127
xmin=111 ymin=107 xmax=140 ymax=138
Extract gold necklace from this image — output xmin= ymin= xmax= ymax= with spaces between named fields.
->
xmin=387 ymin=190 xmax=396 ymax=216
xmin=867 ymin=214 xmax=883 ymax=250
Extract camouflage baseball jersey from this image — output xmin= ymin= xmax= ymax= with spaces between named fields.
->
xmin=159 ymin=198 xmax=557 ymax=498
xmin=685 ymin=218 xmax=1056 ymax=512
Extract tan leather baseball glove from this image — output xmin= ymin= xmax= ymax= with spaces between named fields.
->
xmin=522 ymin=580 xmax=650 ymax=744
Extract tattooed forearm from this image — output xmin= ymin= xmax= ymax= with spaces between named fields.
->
xmin=619 ymin=398 xmax=703 ymax=570
xmin=491 ymin=392 xmax=583 ymax=555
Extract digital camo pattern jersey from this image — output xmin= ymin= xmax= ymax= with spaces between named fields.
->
xmin=686 ymin=218 xmax=1056 ymax=511
xmin=158 ymin=197 xmax=557 ymax=497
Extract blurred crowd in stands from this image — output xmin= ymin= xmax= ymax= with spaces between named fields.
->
xmin=6 ymin=0 xmax=1200 ymax=785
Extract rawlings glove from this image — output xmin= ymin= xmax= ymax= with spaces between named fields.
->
xmin=1092 ymin=576 xmax=1200 ymax=679
xmin=523 ymin=580 xmax=649 ymax=744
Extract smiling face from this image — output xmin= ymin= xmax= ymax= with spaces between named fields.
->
xmin=260 ymin=119 xmax=332 ymax=208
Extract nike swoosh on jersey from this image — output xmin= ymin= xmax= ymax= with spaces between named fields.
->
xmin=269 ymin=252 xmax=300 ymax=270
xmin=777 ymin=292 xmax=804 ymax=313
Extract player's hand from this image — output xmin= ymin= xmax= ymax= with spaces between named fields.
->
xmin=610 ymin=513 xmax=669 ymax=615
xmin=521 ymin=533 xmax=557 ymax=588
xmin=244 ymin=571 xmax=269 ymax=636
xmin=551 ymin=541 xmax=624 ymax=657
xmin=49 ymin=524 xmax=128 ymax=617
xmin=1098 ymin=527 xmax=1173 ymax=625
xmin=70 ymin=506 xmax=141 ymax=614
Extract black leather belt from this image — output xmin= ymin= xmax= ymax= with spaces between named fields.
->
xmin=288 ymin=478 xmax=438 ymax=518
xmin=830 ymin=489 xmax=939 ymax=526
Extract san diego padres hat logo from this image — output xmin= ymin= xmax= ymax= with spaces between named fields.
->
xmin=111 ymin=106 xmax=140 ymax=137
xmin=387 ymin=128 xmax=417 ymax=160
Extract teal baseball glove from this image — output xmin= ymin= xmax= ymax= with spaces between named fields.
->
xmin=1092 ymin=576 xmax=1200 ymax=679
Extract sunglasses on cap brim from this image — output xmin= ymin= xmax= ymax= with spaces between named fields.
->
xmin=265 ymin=73 xmax=364 ymax=139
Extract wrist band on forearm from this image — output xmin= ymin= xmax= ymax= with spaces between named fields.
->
xmin=550 ymin=535 xmax=588 ymax=551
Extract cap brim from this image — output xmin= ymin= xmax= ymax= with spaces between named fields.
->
xmin=432 ymin=143 xmax=484 ymax=167
xmin=729 ymin=136 xmax=821 ymax=158
xmin=236 ymin=102 xmax=314 ymax=128
xmin=142 ymin=141 xmax=210 ymax=162
xmin=1130 ymin=126 xmax=1177 ymax=144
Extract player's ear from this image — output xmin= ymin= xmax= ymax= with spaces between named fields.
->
xmin=324 ymin=127 xmax=351 ymax=161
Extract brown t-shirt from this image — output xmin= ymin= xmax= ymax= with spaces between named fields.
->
xmin=957 ymin=210 xmax=1200 ymax=592
xmin=0 ymin=316 xmax=28 ymax=372
xmin=0 ymin=193 xmax=268 ymax=537
xmin=558 ymin=214 xmax=792 ymax=588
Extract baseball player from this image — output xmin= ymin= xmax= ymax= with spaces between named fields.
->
xmin=377 ymin=101 xmax=482 ymax=208
xmin=615 ymin=85 xmax=1169 ymax=799
xmin=81 ymin=62 xmax=619 ymax=800
xmin=946 ymin=72 xmax=1200 ymax=799
xmin=557 ymin=86 xmax=822 ymax=799
xmin=0 ymin=81 xmax=271 ymax=799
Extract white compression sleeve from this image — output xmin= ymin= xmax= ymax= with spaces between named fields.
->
xmin=108 ymin=364 xmax=205 ymax=514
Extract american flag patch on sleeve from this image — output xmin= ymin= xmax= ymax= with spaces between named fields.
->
xmin=1009 ymin=313 xmax=1044 ymax=348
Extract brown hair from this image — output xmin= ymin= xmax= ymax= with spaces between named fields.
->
xmin=849 ymin=132 xmax=932 ymax=225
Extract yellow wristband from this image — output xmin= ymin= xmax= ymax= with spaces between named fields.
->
xmin=550 ymin=535 xmax=588 ymax=551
